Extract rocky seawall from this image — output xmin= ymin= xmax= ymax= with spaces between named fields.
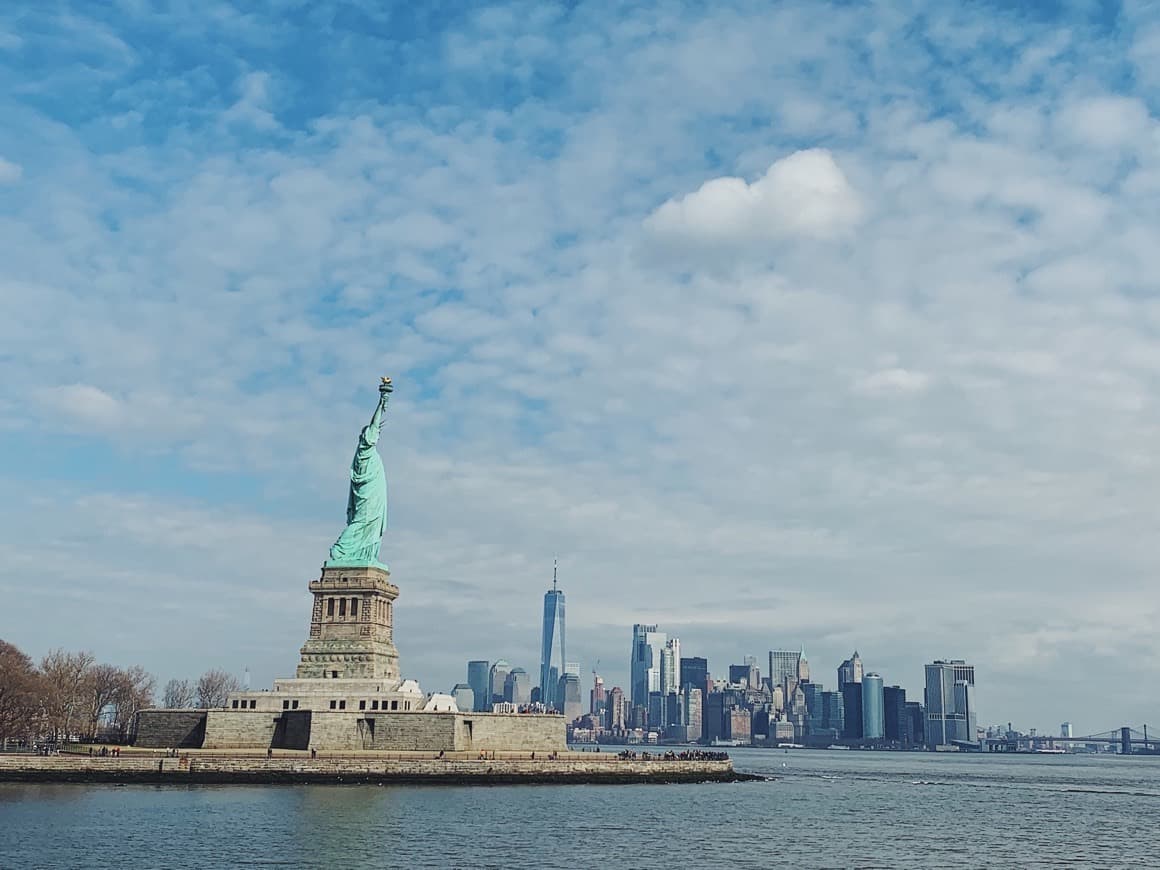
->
xmin=0 ymin=753 xmax=756 ymax=786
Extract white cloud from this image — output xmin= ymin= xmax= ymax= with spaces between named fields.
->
xmin=854 ymin=368 xmax=932 ymax=396
xmin=644 ymin=148 xmax=863 ymax=251
xmin=38 ymin=384 xmax=124 ymax=427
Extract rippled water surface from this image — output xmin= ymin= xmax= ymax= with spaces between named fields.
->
xmin=2 ymin=749 xmax=1158 ymax=868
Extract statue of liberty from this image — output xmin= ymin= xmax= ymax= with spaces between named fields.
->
xmin=326 ymin=377 xmax=392 ymax=569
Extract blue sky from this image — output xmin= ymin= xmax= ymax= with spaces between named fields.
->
xmin=3 ymin=0 xmax=1160 ymax=734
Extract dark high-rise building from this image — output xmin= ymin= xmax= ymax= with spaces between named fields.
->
xmin=905 ymin=701 xmax=925 ymax=747
xmin=680 ymin=656 xmax=709 ymax=694
xmin=539 ymin=562 xmax=566 ymax=707
xmin=884 ymin=685 xmax=909 ymax=745
xmin=703 ymin=691 xmax=727 ymax=743
xmin=841 ymin=681 xmax=863 ymax=741
xmin=467 ymin=660 xmax=490 ymax=712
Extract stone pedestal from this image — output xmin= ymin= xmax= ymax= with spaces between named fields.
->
xmin=296 ymin=564 xmax=400 ymax=681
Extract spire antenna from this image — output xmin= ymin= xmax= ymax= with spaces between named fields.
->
xmin=553 ymin=557 xmax=558 ymax=591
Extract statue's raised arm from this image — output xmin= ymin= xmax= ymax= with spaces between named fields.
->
xmin=326 ymin=378 xmax=393 ymax=569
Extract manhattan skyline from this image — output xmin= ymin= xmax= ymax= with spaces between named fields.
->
xmin=2 ymin=2 xmax=1159 ymax=735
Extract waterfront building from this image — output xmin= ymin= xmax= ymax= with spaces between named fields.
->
xmin=489 ymin=660 xmax=511 ymax=708
xmin=467 ymin=660 xmax=490 ymax=712
xmin=727 ymin=707 xmax=751 ymax=743
xmin=539 ymin=562 xmax=566 ymax=707
xmin=680 ymin=656 xmax=708 ymax=695
xmin=837 ymin=651 xmax=863 ymax=688
xmin=841 ymin=682 xmax=863 ymax=741
xmin=862 ymin=674 xmax=885 ymax=741
xmin=1061 ymin=722 xmax=1073 ymax=739
xmin=631 ymin=624 xmax=667 ymax=708
xmin=924 ymin=659 xmax=977 ymax=747
xmin=504 ymin=667 xmax=531 ymax=706
xmin=883 ymin=685 xmax=909 ymax=745
xmin=451 ymin=683 xmax=474 ymax=713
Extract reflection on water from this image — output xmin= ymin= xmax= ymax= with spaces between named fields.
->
xmin=1 ymin=750 xmax=1157 ymax=868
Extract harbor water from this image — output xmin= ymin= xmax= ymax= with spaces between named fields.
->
xmin=1 ymin=748 xmax=1157 ymax=868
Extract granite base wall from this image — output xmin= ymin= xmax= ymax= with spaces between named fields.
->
xmin=133 ymin=710 xmax=208 ymax=749
xmin=203 ymin=710 xmax=280 ymax=750
xmin=136 ymin=708 xmax=566 ymax=753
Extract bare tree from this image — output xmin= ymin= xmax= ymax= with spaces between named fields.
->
xmin=40 ymin=649 xmax=95 ymax=742
xmin=0 ymin=640 xmax=41 ymax=743
xmin=110 ymin=665 xmax=155 ymax=737
xmin=162 ymin=678 xmax=196 ymax=709
xmin=196 ymin=669 xmax=240 ymax=707
xmin=81 ymin=664 xmax=124 ymax=740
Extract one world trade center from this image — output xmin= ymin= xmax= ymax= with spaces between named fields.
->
xmin=539 ymin=560 xmax=566 ymax=708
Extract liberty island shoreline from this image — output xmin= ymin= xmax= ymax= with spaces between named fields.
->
xmin=0 ymin=748 xmax=747 ymax=786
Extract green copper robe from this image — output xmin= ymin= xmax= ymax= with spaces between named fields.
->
xmin=326 ymin=390 xmax=389 ymax=568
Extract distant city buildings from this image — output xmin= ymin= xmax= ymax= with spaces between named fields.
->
xmin=630 ymin=624 xmax=666 ymax=710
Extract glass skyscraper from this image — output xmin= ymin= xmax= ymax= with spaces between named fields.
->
xmin=467 ymin=660 xmax=490 ymax=712
xmin=862 ymin=673 xmax=885 ymax=740
xmin=539 ymin=561 xmax=566 ymax=706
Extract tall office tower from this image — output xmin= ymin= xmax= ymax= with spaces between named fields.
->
xmin=770 ymin=649 xmax=803 ymax=696
xmin=798 ymin=646 xmax=810 ymax=683
xmin=539 ymin=561 xmax=566 ymax=707
xmin=504 ymin=667 xmax=531 ymax=706
xmin=1061 ymin=722 xmax=1073 ymax=739
xmin=802 ymin=681 xmax=824 ymax=736
xmin=837 ymin=651 xmax=863 ymax=688
xmin=841 ymin=682 xmax=863 ymax=740
xmin=451 ymin=683 xmax=475 ymax=713
xmin=680 ymin=656 xmax=709 ymax=694
xmin=924 ymin=659 xmax=977 ymax=747
xmin=606 ymin=686 xmax=626 ymax=731
xmin=590 ymin=672 xmax=606 ymax=716
xmin=660 ymin=638 xmax=681 ymax=695
xmin=883 ymin=685 xmax=908 ymax=745
xmin=630 ymin=624 xmax=667 ymax=707
xmin=558 ymin=672 xmax=583 ymax=723
xmin=862 ymin=673 xmax=885 ymax=740
xmin=467 ymin=660 xmax=490 ymax=712
xmin=822 ymin=690 xmax=845 ymax=738
xmin=488 ymin=659 xmax=511 ymax=709
xmin=684 ymin=688 xmax=703 ymax=742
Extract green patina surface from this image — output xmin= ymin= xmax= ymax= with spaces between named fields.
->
xmin=325 ymin=381 xmax=392 ymax=570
